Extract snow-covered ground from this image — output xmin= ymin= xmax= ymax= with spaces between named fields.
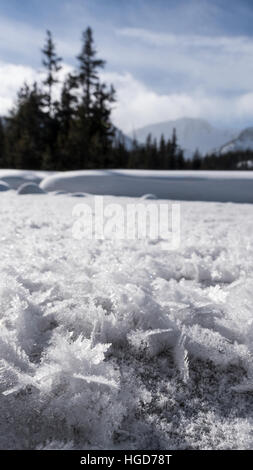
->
xmin=1 ymin=188 xmax=253 ymax=450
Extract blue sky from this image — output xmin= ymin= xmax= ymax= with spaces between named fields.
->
xmin=1 ymin=0 xmax=253 ymax=133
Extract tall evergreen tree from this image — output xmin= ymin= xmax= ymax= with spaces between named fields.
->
xmin=93 ymin=82 xmax=116 ymax=163
xmin=0 ymin=118 xmax=5 ymax=167
xmin=54 ymin=73 xmax=79 ymax=169
xmin=75 ymin=27 xmax=116 ymax=167
xmin=42 ymin=30 xmax=62 ymax=116
xmin=41 ymin=31 xmax=63 ymax=168
xmin=77 ymin=27 xmax=105 ymax=117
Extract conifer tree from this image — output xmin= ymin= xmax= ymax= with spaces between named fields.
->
xmin=158 ymin=134 xmax=166 ymax=169
xmin=77 ymin=27 xmax=105 ymax=117
xmin=42 ymin=30 xmax=62 ymax=116
xmin=5 ymin=82 xmax=45 ymax=169
xmin=93 ymin=82 xmax=116 ymax=157
xmin=75 ymin=27 xmax=116 ymax=166
xmin=171 ymin=128 xmax=177 ymax=156
xmin=0 ymin=118 xmax=5 ymax=167
xmin=192 ymin=149 xmax=202 ymax=169
xmin=176 ymin=148 xmax=185 ymax=169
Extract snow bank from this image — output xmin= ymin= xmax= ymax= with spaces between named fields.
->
xmin=0 ymin=169 xmax=55 ymax=190
xmin=1 ymin=168 xmax=253 ymax=202
xmin=17 ymin=182 xmax=46 ymax=195
xmin=0 ymin=192 xmax=253 ymax=449
xmin=0 ymin=180 xmax=10 ymax=192
xmin=40 ymin=169 xmax=253 ymax=203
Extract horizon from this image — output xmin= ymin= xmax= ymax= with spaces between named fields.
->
xmin=1 ymin=0 xmax=253 ymax=133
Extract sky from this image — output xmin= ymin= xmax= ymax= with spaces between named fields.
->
xmin=1 ymin=0 xmax=253 ymax=134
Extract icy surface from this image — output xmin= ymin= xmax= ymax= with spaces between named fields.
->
xmin=1 ymin=192 xmax=253 ymax=449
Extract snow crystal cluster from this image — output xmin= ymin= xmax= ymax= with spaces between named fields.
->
xmin=1 ymin=191 xmax=253 ymax=449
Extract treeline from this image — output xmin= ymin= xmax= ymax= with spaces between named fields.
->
xmin=0 ymin=27 xmax=253 ymax=171
xmin=113 ymin=134 xmax=253 ymax=170
xmin=191 ymin=149 xmax=253 ymax=170
xmin=113 ymin=130 xmax=186 ymax=169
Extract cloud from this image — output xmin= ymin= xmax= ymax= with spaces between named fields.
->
xmin=0 ymin=62 xmax=39 ymax=114
xmin=0 ymin=61 xmax=73 ymax=116
xmin=102 ymin=71 xmax=253 ymax=132
xmin=115 ymin=27 xmax=253 ymax=95
xmin=117 ymin=27 xmax=253 ymax=53
xmin=1 ymin=61 xmax=253 ymax=133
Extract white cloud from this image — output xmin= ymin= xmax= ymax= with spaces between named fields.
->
xmin=0 ymin=62 xmax=39 ymax=114
xmin=1 ymin=62 xmax=253 ymax=132
xmin=0 ymin=62 xmax=73 ymax=115
xmin=102 ymin=71 xmax=253 ymax=133
xmin=115 ymin=28 xmax=253 ymax=95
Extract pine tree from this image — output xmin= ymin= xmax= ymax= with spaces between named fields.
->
xmin=192 ymin=149 xmax=202 ymax=170
xmin=158 ymin=134 xmax=166 ymax=169
xmin=93 ymin=82 xmax=116 ymax=163
xmin=41 ymin=31 xmax=63 ymax=168
xmin=77 ymin=27 xmax=105 ymax=117
xmin=54 ymin=73 xmax=79 ymax=169
xmin=5 ymin=82 xmax=45 ymax=169
xmin=42 ymin=30 xmax=62 ymax=116
xmin=176 ymin=148 xmax=185 ymax=169
xmin=76 ymin=27 xmax=116 ymax=167
xmin=112 ymin=132 xmax=128 ymax=168
xmin=171 ymin=128 xmax=177 ymax=156
xmin=0 ymin=118 xmax=5 ymax=167
xmin=58 ymin=74 xmax=78 ymax=133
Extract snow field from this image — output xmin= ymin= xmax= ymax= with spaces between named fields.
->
xmin=0 ymin=192 xmax=253 ymax=449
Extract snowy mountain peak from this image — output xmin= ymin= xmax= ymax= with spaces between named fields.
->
xmin=133 ymin=117 xmax=237 ymax=157
xmin=220 ymin=127 xmax=253 ymax=154
xmin=238 ymin=127 xmax=253 ymax=140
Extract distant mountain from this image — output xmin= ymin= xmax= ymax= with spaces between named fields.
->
xmin=220 ymin=127 xmax=253 ymax=154
xmin=132 ymin=117 xmax=237 ymax=157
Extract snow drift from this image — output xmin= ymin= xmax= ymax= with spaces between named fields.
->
xmin=40 ymin=169 xmax=253 ymax=203
xmin=0 ymin=192 xmax=253 ymax=449
xmin=0 ymin=180 xmax=10 ymax=192
xmin=0 ymin=169 xmax=54 ymax=190
xmin=17 ymin=182 xmax=46 ymax=195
